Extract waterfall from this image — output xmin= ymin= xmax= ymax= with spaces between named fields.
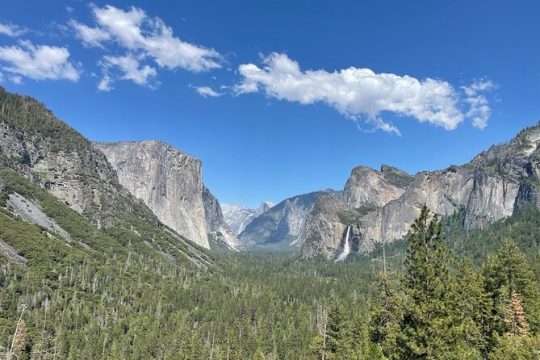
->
xmin=335 ymin=225 xmax=352 ymax=262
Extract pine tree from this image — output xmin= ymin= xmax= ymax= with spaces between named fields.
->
xmin=375 ymin=205 xmax=458 ymax=359
xmin=483 ymin=239 xmax=540 ymax=339
xmin=447 ymin=258 xmax=489 ymax=358
xmin=505 ymin=290 xmax=529 ymax=337
xmin=369 ymin=272 xmax=402 ymax=357
xmin=325 ymin=298 xmax=344 ymax=359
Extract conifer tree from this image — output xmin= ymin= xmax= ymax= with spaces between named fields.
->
xmin=325 ymin=298 xmax=344 ymax=359
xmin=483 ymin=239 xmax=540 ymax=338
xmin=374 ymin=205 xmax=459 ymax=359
xmin=505 ymin=290 xmax=529 ymax=337
xmin=447 ymin=258 xmax=490 ymax=358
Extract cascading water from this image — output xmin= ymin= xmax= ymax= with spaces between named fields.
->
xmin=335 ymin=225 xmax=352 ymax=262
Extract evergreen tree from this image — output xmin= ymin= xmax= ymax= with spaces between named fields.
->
xmin=447 ymin=258 xmax=489 ymax=358
xmin=398 ymin=206 xmax=456 ymax=358
xmin=374 ymin=206 xmax=465 ymax=359
xmin=504 ymin=290 xmax=529 ymax=337
xmin=369 ymin=272 xmax=402 ymax=357
xmin=483 ymin=240 xmax=540 ymax=339
xmin=325 ymin=298 xmax=344 ymax=359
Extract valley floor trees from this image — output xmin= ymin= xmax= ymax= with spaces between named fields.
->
xmin=1 ymin=204 xmax=539 ymax=359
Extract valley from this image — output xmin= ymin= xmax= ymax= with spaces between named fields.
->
xmin=0 ymin=87 xmax=538 ymax=359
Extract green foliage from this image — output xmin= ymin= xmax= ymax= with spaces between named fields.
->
xmin=489 ymin=334 xmax=540 ymax=360
xmin=483 ymin=240 xmax=540 ymax=342
xmin=1 ymin=175 xmax=539 ymax=360
xmin=338 ymin=204 xmax=377 ymax=225
xmin=382 ymin=168 xmax=414 ymax=189
xmin=372 ymin=206 xmax=540 ymax=359
xmin=0 ymin=87 xmax=88 ymax=154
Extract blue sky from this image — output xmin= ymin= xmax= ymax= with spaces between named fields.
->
xmin=0 ymin=1 xmax=539 ymax=207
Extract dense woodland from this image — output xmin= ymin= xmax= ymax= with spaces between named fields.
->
xmin=1 ymin=169 xmax=539 ymax=359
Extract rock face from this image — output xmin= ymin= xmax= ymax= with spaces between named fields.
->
xmin=95 ymin=141 xmax=238 ymax=250
xmin=343 ymin=165 xmax=413 ymax=207
xmin=0 ymin=87 xmax=127 ymax=225
xmin=222 ymin=202 xmax=273 ymax=236
xmin=301 ymin=122 xmax=540 ymax=258
xmin=202 ymin=186 xmax=239 ymax=250
xmin=95 ymin=141 xmax=210 ymax=248
xmin=301 ymin=166 xmax=412 ymax=258
xmin=239 ymin=190 xmax=335 ymax=250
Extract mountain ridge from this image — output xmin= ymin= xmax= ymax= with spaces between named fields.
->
xmin=300 ymin=121 xmax=540 ymax=258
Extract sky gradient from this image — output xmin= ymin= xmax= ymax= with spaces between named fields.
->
xmin=0 ymin=0 xmax=539 ymax=207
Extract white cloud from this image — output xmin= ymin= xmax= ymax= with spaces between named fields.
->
xmin=98 ymin=54 xmax=158 ymax=90
xmin=235 ymin=53 xmax=494 ymax=133
xmin=71 ymin=5 xmax=222 ymax=90
xmin=0 ymin=22 xmax=27 ymax=37
xmin=0 ymin=40 xmax=80 ymax=82
xmin=462 ymin=80 xmax=495 ymax=129
xmin=193 ymin=85 xmax=222 ymax=97
xmin=97 ymin=74 xmax=113 ymax=92
xmin=70 ymin=20 xmax=111 ymax=48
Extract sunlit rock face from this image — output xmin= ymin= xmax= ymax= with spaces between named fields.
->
xmin=238 ymin=191 xmax=335 ymax=250
xmin=95 ymin=141 xmax=205 ymax=248
xmin=202 ymin=185 xmax=239 ymax=250
xmin=301 ymin=123 xmax=540 ymax=258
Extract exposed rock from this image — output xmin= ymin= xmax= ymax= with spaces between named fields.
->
xmin=202 ymin=185 xmax=239 ymax=250
xmin=95 ymin=140 xmax=238 ymax=250
xmin=0 ymin=239 xmax=27 ymax=268
xmin=301 ymin=166 xmax=409 ymax=257
xmin=301 ymin=122 xmax=540 ymax=258
xmin=222 ymin=202 xmax=273 ymax=235
xmin=94 ymin=141 xmax=210 ymax=248
xmin=343 ymin=165 xmax=412 ymax=207
xmin=8 ymin=192 xmax=72 ymax=242
xmin=0 ymin=88 xmax=131 ymax=227
xmin=0 ymin=87 xmax=214 ymax=267
xmin=239 ymin=190 xmax=335 ymax=250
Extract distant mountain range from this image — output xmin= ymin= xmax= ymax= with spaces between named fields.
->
xmin=1 ymin=86 xmax=539 ymax=261
xmin=222 ymin=202 xmax=273 ymax=236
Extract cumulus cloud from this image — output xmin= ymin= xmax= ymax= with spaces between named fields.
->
xmin=462 ymin=80 xmax=495 ymax=129
xmin=0 ymin=22 xmax=27 ymax=37
xmin=193 ymin=85 xmax=222 ymax=97
xmin=98 ymin=54 xmax=158 ymax=91
xmin=235 ymin=53 xmax=494 ymax=133
xmin=71 ymin=5 xmax=222 ymax=89
xmin=70 ymin=20 xmax=111 ymax=48
xmin=0 ymin=40 xmax=80 ymax=82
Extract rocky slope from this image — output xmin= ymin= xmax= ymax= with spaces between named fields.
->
xmin=0 ymin=87 xmax=214 ymax=268
xmin=202 ymin=186 xmax=239 ymax=250
xmin=239 ymin=190 xmax=336 ymax=250
xmin=94 ymin=140 xmax=237 ymax=250
xmin=301 ymin=123 xmax=540 ymax=258
xmin=301 ymin=166 xmax=413 ymax=257
xmin=222 ymin=202 xmax=273 ymax=235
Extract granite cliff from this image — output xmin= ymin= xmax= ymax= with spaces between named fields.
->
xmin=94 ymin=141 xmax=237 ymax=250
xmin=301 ymin=123 xmax=540 ymax=258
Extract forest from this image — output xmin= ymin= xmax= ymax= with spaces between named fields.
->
xmin=1 ymin=179 xmax=539 ymax=359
